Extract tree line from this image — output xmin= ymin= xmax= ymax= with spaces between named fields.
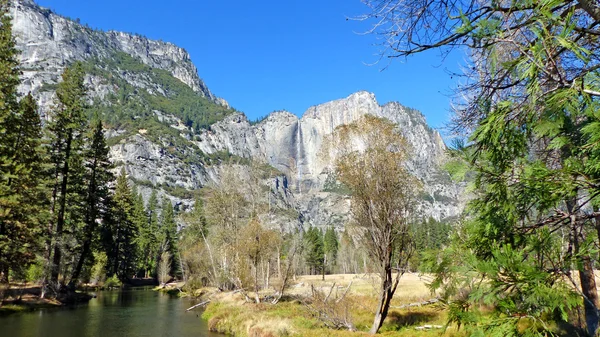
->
xmin=0 ymin=1 xmax=180 ymax=298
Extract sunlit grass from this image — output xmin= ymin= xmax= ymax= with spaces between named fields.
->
xmin=201 ymin=273 xmax=461 ymax=337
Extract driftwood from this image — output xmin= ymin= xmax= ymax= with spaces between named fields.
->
xmin=391 ymin=298 xmax=440 ymax=309
xmin=185 ymin=300 xmax=211 ymax=312
xmin=415 ymin=325 xmax=443 ymax=330
xmin=304 ymin=283 xmax=356 ymax=331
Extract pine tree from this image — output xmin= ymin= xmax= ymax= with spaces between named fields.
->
xmin=0 ymin=2 xmax=47 ymax=284
xmin=323 ymin=227 xmax=338 ymax=273
xmin=142 ymin=190 xmax=160 ymax=277
xmin=69 ymin=118 xmax=114 ymax=286
xmin=159 ymin=198 xmax=179 ymax=278
xmin=0 ymin=0 xmax=22 ymax=283
xmin=131 ymin=191 xmax=147 ymax=277
xmin=304 ymin=227 xmax=324 ymax=275
xmin=106 ymin=168 xmax=138 ymax=281
xmin=47 ymin=62 xmax=88 ymax=284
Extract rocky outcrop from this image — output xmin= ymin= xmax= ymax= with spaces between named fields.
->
xmin=195 ymin=92 xmax=464 ymax=226
xmin=11 ymin=0 xmax=465 ymax=229
xmin=10 ymin=0 xmax=225 ymax=106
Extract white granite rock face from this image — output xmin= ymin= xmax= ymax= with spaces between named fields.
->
xmin=11 ymin=0 xmax=465 ymax=228
xmin=194 ymin=91 xmax=465 ymax=226
xmin=10 ymin=0 xmax=225 ymax=105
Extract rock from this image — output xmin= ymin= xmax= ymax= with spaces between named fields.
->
xmin=10 ymin=0 xmax=465 ymax=230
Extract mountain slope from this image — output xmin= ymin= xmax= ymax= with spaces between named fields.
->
xmin=11 ymin=0 xmax=465 ymax=229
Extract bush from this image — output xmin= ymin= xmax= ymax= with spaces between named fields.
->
xmin=26 ymin=260 xmax=45 ymax=283
xmin=90 ymin=252 xmax=108 ymax=285
xmin=104 ymin=275 xmax=122 ymax=289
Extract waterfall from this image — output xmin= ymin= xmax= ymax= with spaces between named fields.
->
xmin=296 ymin=119 xmax=302 ymax=193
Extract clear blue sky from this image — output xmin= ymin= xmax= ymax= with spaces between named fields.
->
xmin=36 ymin=0 xmax=465 ymax=131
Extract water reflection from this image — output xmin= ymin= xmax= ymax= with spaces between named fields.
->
xmin=0 ymin=289 xmax=218 ymax=337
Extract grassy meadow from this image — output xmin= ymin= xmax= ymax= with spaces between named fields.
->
xmin=198 ymin=273 xmax=466 ymax=337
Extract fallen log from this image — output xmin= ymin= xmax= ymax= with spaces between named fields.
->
xmin=391 ymin=298 xmax=440 ymax=309
xmin=185 ymin=300 xmax=210 ymax=312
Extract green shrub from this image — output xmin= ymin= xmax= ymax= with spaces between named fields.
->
xmin=104 ymin=275 xmax=122 ymax=288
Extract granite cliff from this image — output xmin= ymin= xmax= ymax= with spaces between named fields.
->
xmin=10 ymin=0 xmax=465 ymax=229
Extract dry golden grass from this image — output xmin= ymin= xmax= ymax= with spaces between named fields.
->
xmin=291 ymin=273 xmax=436 ymax=304
xmin=201 ymin=273 xmax=456 ymax=337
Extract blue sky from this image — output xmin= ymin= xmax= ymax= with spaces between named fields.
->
xmin=36 ymin=0 xmax=465 ymax=131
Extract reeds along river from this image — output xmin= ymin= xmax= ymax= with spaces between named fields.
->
xmin=0 ymin=288 xmax=219 ymax=337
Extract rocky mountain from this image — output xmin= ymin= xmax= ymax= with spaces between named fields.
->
xmin=10 ymin=0 xmax=465 ymax=230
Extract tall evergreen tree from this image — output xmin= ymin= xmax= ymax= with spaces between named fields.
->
xmin=303 ymin=227 xmax=324 ymax=275
xmin=69 ymin=118 xmax=113 ymax=286
xmin=142 ymin=190 xmax=160 ymax=277
xmin=159 ymin=198 xmax=179 ymax=278
xmin=46 ymin=62 xmax=88 ymax=285
xmin=0 ymin=0 xmax=22 ymax=283
xmin=0 ymin=2 xmax=47 ymax=284
xmin=131 ymin=191 xmax=148 ymax=277
xmin=323 ymin=227 xmax=338 ymax=273
xmin=105 ymin=168 xmax=138 ymax=281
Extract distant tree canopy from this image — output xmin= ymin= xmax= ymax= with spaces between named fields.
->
xmin=82 ymin=52 xmax=234 ymax=133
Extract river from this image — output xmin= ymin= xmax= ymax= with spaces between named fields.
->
xmin=0 ymin=288 xmax=220 ymax=337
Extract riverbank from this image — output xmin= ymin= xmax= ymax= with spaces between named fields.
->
xmin=198 ymin=273 xmax=464 ymax=337
xmin=0 ymin=284 xmax=93 ymax=316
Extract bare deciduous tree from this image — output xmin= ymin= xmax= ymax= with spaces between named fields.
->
xmin=326 ymin=115 xmax=419 ymax=334
xmin=158 ymin=251 xmax=171 ymax=286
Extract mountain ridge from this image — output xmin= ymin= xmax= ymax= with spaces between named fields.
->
xmin=11 ymin=0 xmax=465 ymax=229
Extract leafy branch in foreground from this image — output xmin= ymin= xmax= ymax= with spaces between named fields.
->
xmin=362 ymin=0 xmax=600 ymax=335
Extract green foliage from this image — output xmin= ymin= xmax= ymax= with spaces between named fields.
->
xmin=104 ymin=169 xmax=139 ymax=281
xmin=90 ymin=251 xmax=107 ymax=284
xmin=82 ymin=52 xmax=234 ymax=132
xmin=323 ymin=227 xmax=338 ymax=272
xmin=104 ymin=275 xmax=122 ymax=288
xmin=136 ymin=189 xmax=160 ymax=278
xmin=0 ymin=2 xmax=48 ymax=282
xmin=410 ymin=218 xmax=451 ymax=271
xmin=423 ymin=222 xmax=580 ymax=336
xmin=46 ymin=62 xmax=90 ymax=284
xmin=25 ymin=258 xmax=45 ymax=283
xmin=304 ymin=227 xmax=324 ymax=275
xmin=69 ymin=117 xmax=115 ymax=285
xmin=159 ymin=198 xmax=180 ymax=278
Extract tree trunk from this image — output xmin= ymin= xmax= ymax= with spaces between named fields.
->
xmin=51 ymin=132 xmax=73 ymax=284
xmin=0 ymin=263 xmax=8 ymax=308
xmin=571 ymin=206 xmax=600 ymax=337
xmin=370 ymin=265 xmax=394 ymax=334
xmin=70 ymin=240 xmax=91 ymax=288
xmin=277 ymin=247 xmax=281 ymax=279
xmin=266 ymin=260 xmax=270 ymax=290
xmin=579 ymin=257 xmax=599 ymax=337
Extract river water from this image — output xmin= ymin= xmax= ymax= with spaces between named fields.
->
xmin=0 ymin=288 xmax=220 ymax=337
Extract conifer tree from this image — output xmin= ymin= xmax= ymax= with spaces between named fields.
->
xmin=304 ymin=227 xmax=324 ymax=275
xmin=132 ymin=191 xmax=148 ymax=277
xmin=106 ymin=168 xmax=138 ymax=280
xmin=0 ymin=3 xmax=47 ymax=284
xmin=323 ymin=227 xmax=338 ymax=273
xmin=159 ymin=199 xmax=179 ymax=278
xmin=47 ymin=62 xmax=88 ymax=284
xmin=0 ymin=0 xmax=22 ymax=283
xmin=145 ymin=190 xmax=160 ymax=276
xmin=69 ymin=118 xmax=113 ymax=286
